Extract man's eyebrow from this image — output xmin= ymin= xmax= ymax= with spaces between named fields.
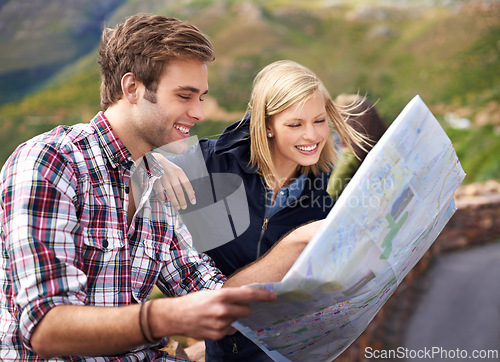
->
xmin=176 ymin=86 xmax=208 ymax=95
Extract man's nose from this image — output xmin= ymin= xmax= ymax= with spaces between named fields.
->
xmin=188 ymin=100 xmax=205 ymax=122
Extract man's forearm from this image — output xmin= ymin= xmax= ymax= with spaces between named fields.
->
xmin=30 ymin=287 xmax=276 ymax=359
xmin=31 ymin=304 xmax=144 ymax=358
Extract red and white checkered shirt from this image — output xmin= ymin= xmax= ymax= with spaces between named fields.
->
xmin=0 ymin=112 xmax=226 ymax=361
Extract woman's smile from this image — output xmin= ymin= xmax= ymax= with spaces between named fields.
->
xmin=295 ymin=143 xmax=320 ymax=154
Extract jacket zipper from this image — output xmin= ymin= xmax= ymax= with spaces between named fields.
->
xmin=256 ymin=210 xmax=268 ymax=259
xmin=262 ymin=218 xmax=269 ymax=230
xmin=232 ymin=336 xmax=238 ymax=354
xmin=256 ymin=195 xmax=310 ymax=260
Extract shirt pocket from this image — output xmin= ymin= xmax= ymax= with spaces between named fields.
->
xmin=143 ymin=237 xmax=170 ymax=262
xmin=81 ymin=228 xmax=125 ymax=305
xmin=130 ymin=236 xmax=171 ymax=302
xmin=84 ymin=228 xmax=124 ymax=251
xmin=78 ymin=173 xmax=123 ymax=231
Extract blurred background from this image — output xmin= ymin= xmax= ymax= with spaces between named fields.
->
xmin=1 ymin=0 xmax=499 ymax=361
xmin=0 ymin=0 xmax=499 ymax=183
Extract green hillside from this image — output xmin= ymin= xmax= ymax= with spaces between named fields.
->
xmin=0 ymin=0 xmax=124 ymax=104
xmin=0 ymin=0 xmax=499 ymax=183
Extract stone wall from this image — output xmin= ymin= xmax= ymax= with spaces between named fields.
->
xmin=433 ymin=180 xmax=500 ymax=252
xmin=335 ymin=180 xmax=500 ymax=362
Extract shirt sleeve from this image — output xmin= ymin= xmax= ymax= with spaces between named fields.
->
xmin=1 ymin=141 xmax=87 ymax=348
xmin=156 ymin=215 xmax=226 ymax=296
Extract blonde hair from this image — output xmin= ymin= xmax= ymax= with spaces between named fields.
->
xmin=248 ymin=60 xmax=366 ymax=188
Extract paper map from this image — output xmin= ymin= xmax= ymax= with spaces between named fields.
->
xmin=233 ymin=95 xmax=466 ymax=361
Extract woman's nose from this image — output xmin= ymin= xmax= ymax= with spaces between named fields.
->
xmin=303 ymin=124 xmax=317 ymax=140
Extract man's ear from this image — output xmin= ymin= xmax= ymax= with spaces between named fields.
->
xmin=121 ymin=72 xmax=141 ymax=104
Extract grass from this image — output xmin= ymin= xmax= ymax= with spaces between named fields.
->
xmin=446 ymin=125 xmax=500 ymax=184
xmin=0 ymin=1 xmax=498 ymax=182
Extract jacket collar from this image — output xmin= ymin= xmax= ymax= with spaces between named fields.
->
xmin=214 ymin=113 xmax=257 ymax=173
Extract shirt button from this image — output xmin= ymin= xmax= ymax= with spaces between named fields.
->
xmin=102 ymin=239 xmax=109 ymax=249
xmin=279 ymin=191 xmax=284 ymax=195
xmin=125 ymin=186 xmax=130 ymax=194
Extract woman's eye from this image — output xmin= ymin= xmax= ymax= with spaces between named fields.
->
xmin=287 ymin=124 xmax=300 ymax=128
xmin=315 ymin=119 xmax=326 ymax=124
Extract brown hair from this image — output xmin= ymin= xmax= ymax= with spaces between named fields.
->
xmin=334 ymin=94 xmax=387 ymax=162
xmin=98 ymin=14 xmax=215 ymax=110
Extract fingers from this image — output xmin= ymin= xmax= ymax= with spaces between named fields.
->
xmin=202 ymin=324 xmax=238 ymax=341
xmin=154 ymin=176 xmax=196 ymax=210
xmin=196 ymin=288 xmax=275 ymax=324
xmin=164 ymin=288 xmax=275 ymax=340
xmin=177 ymin=172 xmax=196 ymax=206
xmin=163 ymin=178 xmax=187 ymax=210
xmin=154 ymin=180 xmax=168 ymax=202
xmin=151 ymin=152 xmax=196 ymax=209
xmin=218 ymin=286 xmax=277 ymax=304
xmin=227 ymin=326 xmax=237 ymax=335
xmin=199 ymin=288 xmax=276 ymax=340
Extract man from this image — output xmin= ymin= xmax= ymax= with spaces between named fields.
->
xmin=0 ymin=14 xmax=319 ymax=360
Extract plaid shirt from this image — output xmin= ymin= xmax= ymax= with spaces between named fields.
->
xmin=0 ymin=112 xmax=226 ymax=361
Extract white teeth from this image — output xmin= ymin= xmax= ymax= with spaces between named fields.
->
xmin=174 ymin=124 xmax=189 ymax=134
xmin=296 ymin=144 xmax=318 ymax=152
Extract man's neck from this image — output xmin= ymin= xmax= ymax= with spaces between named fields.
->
xmin=103 ymin=104 xmax=151 ymax=161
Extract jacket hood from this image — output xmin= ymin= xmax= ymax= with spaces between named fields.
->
xmin=214 ymin=113 xmax=251 ymax=151
xmin=214 ymin=113 xmax=256 ymax=173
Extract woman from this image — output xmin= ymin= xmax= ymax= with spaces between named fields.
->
xmin=156 ymin=60 xmax=366 ymax=361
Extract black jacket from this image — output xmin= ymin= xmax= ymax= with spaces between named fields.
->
xmin=179 ymin=115 xmax=335 ymax=361
xmin=198 ymin=115 xmax=333 ymax=276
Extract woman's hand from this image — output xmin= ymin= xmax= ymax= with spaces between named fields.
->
xmin=152 ymin=153 xmax=196 ymax=210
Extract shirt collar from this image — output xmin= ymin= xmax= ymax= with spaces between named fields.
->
xmin=265 ymin=173 xmax=307 ymax=200
xmin=283 ymin=173 xmax=307 ymax=199
xmin=91 ymin=112 xmax=133 ymax=170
